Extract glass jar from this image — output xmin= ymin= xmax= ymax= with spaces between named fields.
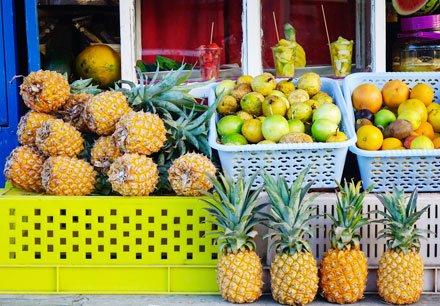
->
xmin=393 ymin=14 xmax=440 ymax=72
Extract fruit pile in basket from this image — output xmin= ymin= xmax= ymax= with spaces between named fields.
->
xmin=4 ymin=68 xmax=219 ymax=196
xmin=215 ymin=72 xmax=347 ymax=145
xmin=353 ymin=80 xmax=440 ymax=150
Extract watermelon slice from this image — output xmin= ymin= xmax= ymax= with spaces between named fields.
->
xmin=393 ymin=0 xmax=440 ymax=16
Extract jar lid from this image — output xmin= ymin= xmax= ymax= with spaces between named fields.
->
xmin=401 ymin=14 xmax=440 ymax=32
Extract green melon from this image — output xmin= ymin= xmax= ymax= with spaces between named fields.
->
xmin=393 ymin=0 xmax=440 ymax=16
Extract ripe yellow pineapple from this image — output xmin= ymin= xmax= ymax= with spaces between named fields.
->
xmin=261 ymin=167 xmax=319 ymax=306
xmin=91 ymin=136 xmax=122 ymax=173
xmin=41 ymin=156 xmax=96 ymax=196
xmin=108 ymin=153 xmax=158 ymax=196
xmin=18 ymin=70 xmax=70 ymax=113
xmin=168 ymin=153 xmax=216 ymax=196
xmin=84 ymin=91 xmax=131 ymax=135
xmin=61 ymin=78 xmax=101 ymax=132
xmin=320 ymin=181 xmax=373 ymax=304
xmin=36 ymin=118 xmax=83 ymax=157
xmin=113 ymin=110 xmax=166 ymax=155
xmin=17 ymin=111 xmax=56 ymax=146
xmin=374 ymin=187 xmax=430 ymax=305
xmin=203 ymin=171 xmax=264 ymax=303
xmin=4 ymin=146 xmax=46 ymax=192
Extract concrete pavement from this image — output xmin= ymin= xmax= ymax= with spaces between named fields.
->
xmin=0 ymin=294 xmax=439 ymax=306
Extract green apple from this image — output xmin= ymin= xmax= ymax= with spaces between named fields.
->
xmin=217 ymin=115 xmax=243 ymax=137
xmin=374 ymin=109 xmax=396 ymax=128
xmin=313 ymin=103 xmax=341 ymax=125
xmin=311 ymin=119 xmax=339 ymax=142
xmin=262 ymin=115 xmax=290 ymax=142
xmin=288 ymin=119 xmax=305 ymax=133
xmin=215 ymin=80 xmax=236 ymax=97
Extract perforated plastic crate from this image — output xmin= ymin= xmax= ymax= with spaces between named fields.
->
xmin=0 ymin=187 xmax=219 ymax=294
xmin=343 ymin=72 xmax=440 ymax=192
xmin=208 ymin=78 xmax=356 ymax=190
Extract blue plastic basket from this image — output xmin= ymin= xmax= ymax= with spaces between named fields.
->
xmin=208 ymin=77 xmax=356 ymax=190
xmin=343 ymin=72 xmax=440 ymax=192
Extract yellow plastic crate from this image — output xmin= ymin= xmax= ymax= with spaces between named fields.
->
xmin=0 ymin=187 xmax=219 ymax=294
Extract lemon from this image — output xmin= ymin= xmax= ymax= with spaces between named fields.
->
xmin=397 ymin=110 xmax=422 ymax=130
xmin=397 ymin=99 xmax=427 ymax=122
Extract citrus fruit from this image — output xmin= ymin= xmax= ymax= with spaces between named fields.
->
xmin=397 ymin=110 xmax=421 ymax=130
xmin=410 ymin=83 xmax=434 ymax=106
xmin=381 ymin=137 xmax=403 ymax=150
xmin=433 ymin=137 xmax=440 ymax=149
xmin=356 ymin=125 xmax=383 ymax=150
xmin=374 ymin=109 xmax=396 ymax=128
xmin=428 ymin=109 xmax=440 ymax=132
xmin=311 ymin=119 xmax=339 ymax=142
xmin=352 ymin=83 xmax=383 ymax=113
xmin=221 ymin=133 xmax=248 ymax=145
xmin=435 ymin=132 xmax=440 ymax=138
xmin=241 ymin=119 xmax=264 ymax=143
xmin=382 ymin=80 xmax=410 ymax=108
xmin=427 ymin=102 xmax=440 ymax=114
xmin=262 ymin=115 xmax=290 ymax=142
xmin=326 ymin=131 xmax=347 ymax=142
xmin=75 ymin=44 xmax=121 ymax=88
xmin=414 ymin=121 xmax=435 ymax=140
xmin=397 ymin=99 xmax=427 ymax=122
xmin=410 ymin=135 xmax=434 ymax=149
xmin=217 ymin=115 xmax=244 ymax=136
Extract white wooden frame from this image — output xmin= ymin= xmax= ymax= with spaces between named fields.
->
xmin=119 ymin=0 xmax=387 ymax=81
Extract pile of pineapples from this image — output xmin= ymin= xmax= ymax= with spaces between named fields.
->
xmin=203 ymin=167 xmax=430 ymax=305
xmin=4 ymin=68 xmax=217 ymax=196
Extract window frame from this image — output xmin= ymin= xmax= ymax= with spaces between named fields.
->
xmin=120 ymin=0 xmax=386 ymax=81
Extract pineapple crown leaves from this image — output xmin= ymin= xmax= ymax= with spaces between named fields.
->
xmin=69 ymin=78 xmax=101 ymax=95
xmin=115 ymin=64 xmax=213 ymax=116
xmin=260 ymin=165 xmax=320 ymax=255
xmin=201 ymin=170 xmax=267 ymax=254
xmin=373 ymin=187 xmax=433 ymax=253
xmin=160 ymin=91 xmax=221 ymax=160
xmin=329 ymin=180 xmax=374 ymax=250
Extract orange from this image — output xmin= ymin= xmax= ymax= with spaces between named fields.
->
xmin=381 ymin=137 xmax=403 ymax=150
xmin=414 ymin=121 xmax=435 ymax=140
xmin=410 ymin=83 xmax=434 ymax=107
xmin=352 ymin=83 xmax=383 ymax=113
xmin=433 ymin=137 xmax=440 ymax=149
xmin=356 ymin=125 xmax=383 ymax=151
xmin=382 ymin=80 xmax=410 ymax=109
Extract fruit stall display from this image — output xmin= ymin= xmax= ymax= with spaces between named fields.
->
xmin=209 ymin=72 xmax=355 ymax=189
xmin=343 ymin=72 xmax=440 ymax=192
xmin=1 ymin=68 xmax=440 ymax=303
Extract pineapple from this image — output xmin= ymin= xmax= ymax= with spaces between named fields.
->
xmin=61 ymin=78 xmax=101 ymax=132
xmin=36 ymin=118 xmax=84 ymax=157
xmin=261 ymin=167 xmax=319 ymax=306
xmin=108 ymin=153 xmax=158 ymax=196
xmin=202 ymin=171 xmax=265 ymax=303
xmin=17 ymin=70 xmax=70 ymax=113
xmin=375 ymin=187 xmax=430 ymax=305
xmin=167 ymin=153 xmax=216 ymax=196
xmin=4 ymin=146 xmax=46 ymax=192
xmin=319 ymin=181 xmax=373 ymax=304
xmin=17 ymin=111 xmax=56 ymax=146
xmin=42 ymin=156 xmax=96 ymax=196
xmin=91 ymin=136 xmax=122 ymax=173
xmin=113 ymin=110 xmax=166 ymax=155
xmin=84 ymin=91 xmax=131 ymax=135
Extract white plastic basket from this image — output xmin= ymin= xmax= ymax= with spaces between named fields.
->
xmin=208 ymin=78 xmax=357 ymax=189
xmin=343 ymin=72 xmax=440 ymax=192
